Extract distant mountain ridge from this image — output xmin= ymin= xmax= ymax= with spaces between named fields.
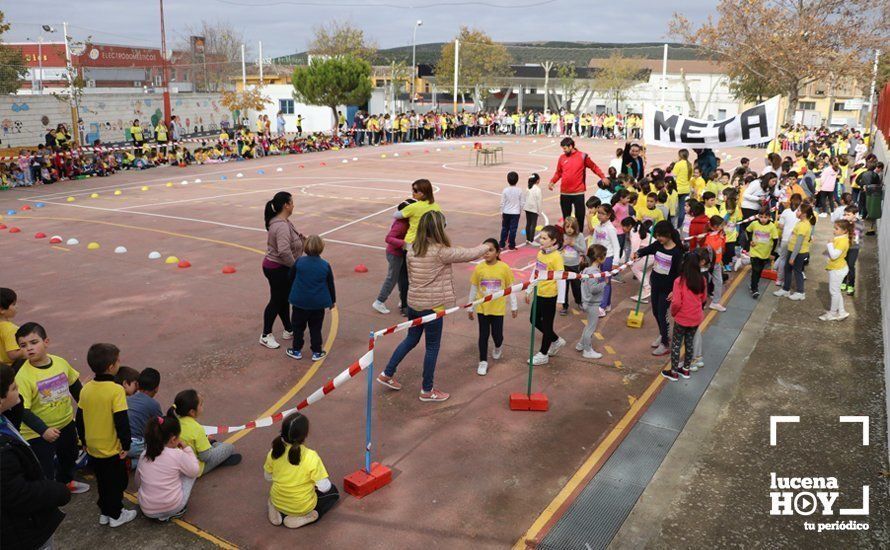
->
xmin=273 ymin=41 xmax=702 ymax=67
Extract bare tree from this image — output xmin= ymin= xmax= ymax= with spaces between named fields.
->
xmin=177 ymin=20 xmax=250 ymax=92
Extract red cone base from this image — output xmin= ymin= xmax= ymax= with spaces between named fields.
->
xmin=21 ymin=205 xmax=32 ymax=211
xmin=9 ymin=227 xmax=21 ymax=233
xmin=343 ymin=462 xmax=392 ymax=498
xmin=177 ymin=260 xmax=191 ymax=268
xmin=354 ymin=264 xmax=368 ymax=273
xmin=762 ymin=269 xmax=778 ymax=281
xmin=509 ymin=392 xmax=549 ymax=411
xmin=34 ymin=232 xmax=47 ymax=239
xmin=221 ymin=265 xmax=236 ymax=274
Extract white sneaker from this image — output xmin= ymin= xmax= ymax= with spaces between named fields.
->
xmin=772 ymin=289 xmax=789 ymax=297
xmin=281 ymin=330 xmax=293 ymax=341
xmin=709 ymin=303 xmax=727 ymax=312
xmin=775 ymin=280 xmax=784 ymax=287
xmin=477 ymin=361 xmax=489 ymax=376
xmin=575 ymin=341 xmax=585 ymax=351
xmin=67 ymin=480 xmax=90 ymax=494
xmin=260 ymin=333 xmax=280 ymax=349
xmin=818 ymin=212 xmax=828 ymax=218
xmin=532 ymin=352 xmax=549 ymax=366
xmin=788 ymin=292 xmax=806 ymax=301
xmin=492 ymin=346 xmax=503 ymax=359
xmin=582 ymin=349 xmax=603 ymax=359
xmin=835 ymin=311 xmax=850 ymax=321
xmin=651 ymin=336 xmax=662 ymax=348
xmin=372 ymin=300 xmax=390 ymax=314
xmin=109 ymin=508 xmax=138 ymax=528
xmin=99 ymin=515 xmax=109 ymax=525
xmin=819 ymin=312 xmax=837 ymax=321
xmin=689 ymin=357 xmax=704 ymax=371
xmin=652 ymin=343 xmax=670 ymax=356
xmin=598 ymin=307 xmax=607 ymax=318
xmin=547 ymin=337 xmax=566 ymax=356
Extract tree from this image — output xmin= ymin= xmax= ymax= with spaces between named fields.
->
xmin=591 ymin=52 xmax=644 ymax=114
xmin=220 ymin=87 xmax=272 ymax=125
xmin=728 ymin=60 xmax=784 ymax=104
xmin=670 ymin=0 xmax=890 ymax=124
xmin=178 ymin=20 xmax=249 ymax=92
xmin=292 ymin=55 xmax=371 ymax=134
xmin=0 ymin=12 xmax=27 ymax=94
xmin=556 ymin=63 xmax=582 ymax=110
xmin=434 ymin=27 xmax=512 ymax=108
xmin=308 ymin=21 xmax=377 ymax=62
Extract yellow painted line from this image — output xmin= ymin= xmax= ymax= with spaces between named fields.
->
xmin=123 ymin=491 xmax=239 ymax=548
xmin=514 ymin=265 xmax=750 ymax=549
xmin=223 ymin=307 xmax=339 ymax=445
xmin=594 ymin=332 xmax=604 ymax=341
xmin=604 ymin=345 xmax=616 ymax=355
xmin=613 ymin=360 xmax=623 ymax=369
xmin=51 ymin=245 xmax=70 ymax=251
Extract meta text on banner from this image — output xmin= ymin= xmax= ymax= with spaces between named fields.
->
xmin=643 ymin=96 xmax=780 ymax=148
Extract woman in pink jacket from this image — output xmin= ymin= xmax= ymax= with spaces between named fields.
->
xmin=662 ymin=249 xmax=708 ymax=382
xmin=136 ymin=413 xmax=200 ymax=521
xmin=377 ymin=210 xmax=487 ymax=402
xmin=262 ymin=192 xmax=305 ymax=350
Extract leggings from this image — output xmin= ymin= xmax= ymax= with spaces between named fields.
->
xmin=525 ymin=211 xmax=538 ymax=243
xmin=263 ymin=265 xmax=293 ymax=335
xmin=671 ymin=323 xmax=698 ymax=371
xmin=782 ymin=253 xmax=809 ymax=293
xmin=531 ymin=295 xmax=559 ymax=355
xmin=843 ymin=248 xmax=859 ymax=287
xmin=651 ymin=288 xmax=671 ymax=346
xmin=563 ymin=265 xmax=582 ymax=309
xmin=198 ymin=441 xmax=235 ymax=475
xmin=600 ymin=257 xmax=614 ymax=308
xmin=477 ymin=314 xmax=504 ymax=361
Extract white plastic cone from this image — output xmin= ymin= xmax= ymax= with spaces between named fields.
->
xmin=114 ymin=246 xmax=127 ymax=254
xmin=66 ymin=238 xmax=79 ymax=245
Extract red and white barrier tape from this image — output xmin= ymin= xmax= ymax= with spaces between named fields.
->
xmin=682 ymin=206 xmax=778 ymax=242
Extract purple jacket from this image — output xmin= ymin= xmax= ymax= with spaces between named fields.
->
xmin=385 ymin=218 xmax=409 ymax=256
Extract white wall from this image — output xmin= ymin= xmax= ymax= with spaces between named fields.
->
xmin=249 ymin=84 xmax=341 ymax=134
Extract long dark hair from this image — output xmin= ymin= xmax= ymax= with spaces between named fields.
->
xmin=681 ymin=251 xmax=706 ymax=294
xmin=271 ymin=412 xmax=309 ymax=465
xmin=264 ymin=192 xmax=292 ymax=229
xmin=144 ymin=413 xmax=181 ymax=461
xmin=653 ymin=220 xmax=680 ymax=246
xmin=168 ymin=389 xmax=200 ymax=418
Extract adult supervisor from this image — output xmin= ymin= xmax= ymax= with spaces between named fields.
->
xmin=621 ymin=141 xmax=645 ymax=181
xmin=261 ymin=192 xmax=305 ymax=350
xmin=548 ymin=137 xmax=606 ymax=224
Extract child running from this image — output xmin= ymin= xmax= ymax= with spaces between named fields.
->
xmin=169 ymin=389 xmax=240 ymax=476
xmin=633 ymin=221 xmax=684 ymax=356
xmin=663 ymin=250 xmax=708 ymax=381
xmin=576 ymin=244 xmax=608 ymax=360
xmin=469 ymin=239 xmax=518 ymax=376
xmin=136 ymin=413 xmax=200 ymax=521
xmin=746 ymin=208 xmax=779 ymax=299
xmin=821 ymin=219 xmax=852 ymax=321
xmin=265 ymin=412 xmax=339 ymax=529
xmin=526 ymin=225 xmax=566 ymax=366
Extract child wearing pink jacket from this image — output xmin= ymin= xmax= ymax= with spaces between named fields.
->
xmin=136 ymin=414 xmax=200 ymax=521
xmin=662 ymin=249 xmax=708 ymax=382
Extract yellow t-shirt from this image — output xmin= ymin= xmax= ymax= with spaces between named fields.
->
xmin=826 ymin=235 xmax=849 ymax=271
xmin=155 ymin=124 xmax=168 ymax=141
xmin=179 ymin=415 xmax=212 ymax=476
xmin=130 ymin=125 xmax=144 ymax=142
xmin=471 ymin=261 xmax=515 ymax=317
xmin=667 ymin=191 xmax=679 ymax=217
xmin=704 ymin=204 xmax=726 ymax=219
xmin=79 ymin=379 xmax=128 ymax=458
xmin=264 ymin=444 xmax=328 ymax=516
xmin=746 ymin=221 xmax=778 ymax=259
xmin=401 ymin=200 xmax=443 ymax=244
xmin=704 ymin=180 xmax=722 ymax=200
xmin=15 ymin=355 xmax=79 ymax=440
xmin=636 ymin=205 xmax=665 ymax=224
xmin=535 ymin=249 xmax=564 ymax=298
xmin=691 ymin=177 xmax=706 ymax=199
xmin=725 ymin=208 xmax=742 ymax=243
xmin=787 ymin=220 xmax=813 ymax=254
xmin=674 ymin=160 xmax=692 ymax=195
xmin=0 ymin=320 xmax=18 ymax=365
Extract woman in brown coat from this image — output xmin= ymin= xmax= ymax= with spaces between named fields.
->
xmin=261 ymin=192 xmax=305 ymax=349
xmin=376 ymin=211 xmax=487 ymax=402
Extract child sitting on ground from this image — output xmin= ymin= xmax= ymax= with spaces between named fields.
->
xmin=286 ymin=236 xmax=335 ymax=362
xmin=125 ymin=367 xmax=162 ymax=468
xmin=170 ymin=389 xmax=240 ymax=476
xmin=0 ymin=288 xmax=25 ymax=369
xmin=136 ymin=412 xmax=200 ymax=521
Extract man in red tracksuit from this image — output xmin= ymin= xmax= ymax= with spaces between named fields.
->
xmin=548 ymin=137 xmax=606 ymax=224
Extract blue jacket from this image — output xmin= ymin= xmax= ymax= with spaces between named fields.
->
xmin=289 ymin=256 xmax=335 ymax=310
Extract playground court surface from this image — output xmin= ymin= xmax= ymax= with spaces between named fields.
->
xmin=1 ymin=136 xmax=755 ymax=548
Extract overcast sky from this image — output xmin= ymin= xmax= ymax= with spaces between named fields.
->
xmin=4 ymin=0 xmax=716 ymax=58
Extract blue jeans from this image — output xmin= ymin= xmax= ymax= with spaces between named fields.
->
xmin=384 ymin=308 xmax=443 ymax=392
xmin=499 ymin=213 xmax=520 ymax=248
xmin=600 ymin=256 xmax=614 ymax=308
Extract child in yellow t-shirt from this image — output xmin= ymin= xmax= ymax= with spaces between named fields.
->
xmin=264 ymin=412 xmax=338 ymax=529
xmin=774 ymin=204 xmax=816 ymax=299
xmin=469 ymin=240 xmax=518 ymax=376
xmin=822 ymin=220 xmax=852 ymax=321
xmin=0 ymin=288 xmax=23 ymax=367
xmin=691 ymin=167 xmax=706 ymax=200
xmin=171 ymin=389 xmax=240 ymax=476
xmin=702 ymin=191 xmax=726 ymax=218
xmin=636 ymin=193 xmax=665 ymax=224
xmin=745 ymin=209 xmax=778 ymax=298
xmin=525 ymin=226 xmax=566 ymax=366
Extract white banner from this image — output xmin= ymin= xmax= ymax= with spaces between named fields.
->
xmin=644 ymin=96 xmax=780 ymax=148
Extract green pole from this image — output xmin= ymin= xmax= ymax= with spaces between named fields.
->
xmin=632 ymin=229 xmax=654 ymax=315
xmin=526 ymin=287 xmax=538 ymax=397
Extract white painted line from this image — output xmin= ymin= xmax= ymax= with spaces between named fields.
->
xmin=319 ymin=205 xmax=394 ymax=236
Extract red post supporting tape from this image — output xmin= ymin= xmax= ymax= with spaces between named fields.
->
xmin=343 ymin=462 xmax=392 ymax=498
xmin=509 ymin=393 xmax=549 ymax=411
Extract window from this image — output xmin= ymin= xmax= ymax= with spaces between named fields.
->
xmin=798 ymin=101 xmax=816 ymax=110
xmin=833 ymin=102 xmax=846 ymax=112
xmin=717 ymin=109 xmax=727 ymax=119
xmin=279 ymin=99 xmax=294 ymax=115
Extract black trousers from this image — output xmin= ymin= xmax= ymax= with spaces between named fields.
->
xmin=477 ymin=314 xmax=505 ymax=361
xmin=315 ymin=485 xmax=340 ymax=519
xmin=531 ymin=295 xmax=559 ymax=354
xmin=750 ymin=257 xmax=768 ymax=292
xmin=91 ymin=454 xmax=128 ymax=519
xmin=844 ymin=248 xmax=859 ymax=287
xmin=559 ymin=194 xmax=585 ymax=225
xmin=29 ymin=421 xmax=78 ymax=484
xmin=291 ymin=307 xmax=325 ymax=354
xmin=562 ymin=265 xmax=582 ymax=308
xmin=524 ymin=211 xmax=538 ymax=243
xmin=263 ymin=265 xmax=293 ymax=335
xmin=397 ymin=256 xmax=409 ymax=309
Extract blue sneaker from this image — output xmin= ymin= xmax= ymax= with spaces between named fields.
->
xmin=311 ymin=351 xmax=327 ymax=361
xmin=724 ymin=263 xmax=733 ymax=273
xmin=286 ymin=349 xmax=302 ymax=360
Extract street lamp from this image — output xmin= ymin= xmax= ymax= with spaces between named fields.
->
xmin=411 ymin=20 xmax=423 ymax=109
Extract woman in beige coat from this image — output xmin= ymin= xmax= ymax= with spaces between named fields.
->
xmin=376 ymin=211 xmax=487 ymax=402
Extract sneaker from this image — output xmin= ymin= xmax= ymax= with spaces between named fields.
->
xmin=399 ymin=307 xmax=408 ymax=317
xmin=633 ymin=295 xmax=650 ymax=304
xmin=845 ymin=286 xmax=855 ymax=296
xmin=477 ymin=361 xmax=489 ymax=376
xmin=773 ymin=289 xmax=789 ymax=297
xmin=582 ymin=349 xmax=603 ymax=359
xmin=372 ymin=300 xmax=390 ymax=314
xmin=661 ymin=369 xmax=679 ymax=381
xmin=221 ymin=453 xmax=242 ymax=467
xmin=109 ymin=509 xmax=138 ymax=528
xmin=724 ymin=263 xmax=733 ymax=273
xmin=532 ymin=352 xmax=550 ymax=366
xmin=547 ymin=337 xmax=566 ymax=356
xmin=99 ymin=515 xmax=109 ymax=525
xmin=260 ymin=333 xmax=280 ymax=349
xmin=281 ymin=330 xmax=293 ymax=341
xmin=283 ymin=510 xmax=319 ymax=529
xmin=419 ymin=388 xmax=450 ymax=402
xmin=819 ymin=312 xmax=838 ymax=321
xmin=709 ymin=302 xmax=727 ymax=312
xmin=651 ymin=336 xmax=662 ymax=348
xmin=690 ymin=357 xmax=704 ymax=371
xmin=285 ymin=349 xmax=302 ymax=360
xmin=598 ymin=307 xmax=607 ymax=318
xmin=67 ymin=480 xmax=90 ymax=494
xmin=311 ymin=351 xmax=327 ymax=361
xmin=575 ymin=341 xmax=585 ymax=351
xmin=775 ymin=280 xmax=784 ymax=287
xmin=788 ymin=292 xmax=806 ymax=301
xmin=752 ymin=290 xmax=761 ymax=299
xmin=840 ymin=283 xmax=848 ymax=292
xmin=835 ymin=311 xmax=850 ymax=321
xmin=677 ymin=367 xmax=691 ymax=379
xmin=559 ymin=307 xmax=569 ymax=316
xmin=267 ymin=500 xmax=283 ymax=526
xmin=492 ymin=346 xmax=503 ymax=360
xmin=376 ymin=374 xmax=402 ymax=390
xmin=652 ymin=343 xmax=670 ymax=356
xmin=818 ymin=212 xmax=828 ymax=218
